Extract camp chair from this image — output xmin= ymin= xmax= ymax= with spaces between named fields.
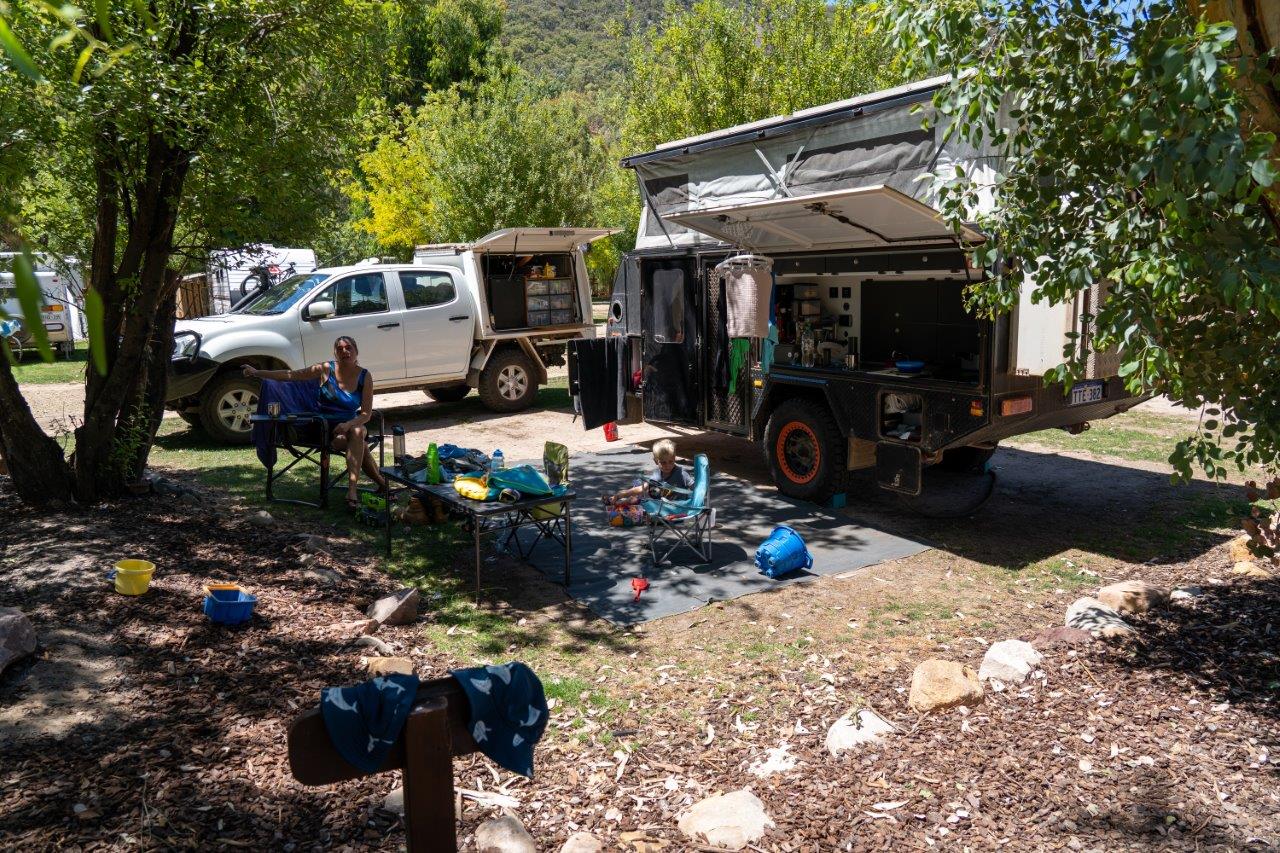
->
xmin=642 ymin=453 xmax=714 ymax=565
xmin=500 ymin=447 xmax=570 ymax=559
xmin=252 ymin=379 xmax=384 ymax=509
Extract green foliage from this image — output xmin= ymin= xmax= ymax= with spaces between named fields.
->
xmin=881 ymin=0 xmax=1280 ymax=479
xmin=356 ymin=74 xmax=627 ymax=281
xmin=622 ymin=0 xmax=902 ymax=151
xmin=386 ymin=0 xmax=506 ymax=107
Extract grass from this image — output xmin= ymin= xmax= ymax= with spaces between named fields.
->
xmin=1007 ymin=409 xmax=1194 ymax=466
xmin=9 ymin=340 xmax=90 ymax=384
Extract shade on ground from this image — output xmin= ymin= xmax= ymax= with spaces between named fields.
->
xmin=509 ymin=448 xmax=928 ymax=625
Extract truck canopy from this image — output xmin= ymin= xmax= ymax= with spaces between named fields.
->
xmin=622 ymin=76 xmax=1003 ymax=251
xmin=417 ymin=228 xmax=617 ymax=257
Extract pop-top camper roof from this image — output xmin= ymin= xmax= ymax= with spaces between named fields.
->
xmin=622 ymin=76 xmax=1001 ymax=251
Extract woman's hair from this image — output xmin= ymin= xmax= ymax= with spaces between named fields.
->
xmin=652 ymin=439 xmax=676 ymax=463
xmin=333 ymin=335 xmax=358 ymax=355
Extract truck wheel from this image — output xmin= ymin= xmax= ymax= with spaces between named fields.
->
xmin=765 ymin=398 xmax=846 ymax=502
xmin=425 ymin=384 xmax=471 ymax=403
xmin=478 ymin=349 xmax=538 ymax=412
xmin=199 ymin=373 xmax=259 ymax=444
xmin=938 ymin=445 xmax=996 ymax=474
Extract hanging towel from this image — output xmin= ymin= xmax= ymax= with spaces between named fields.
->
xmin=451 ymin=662 xmax=549 ymax=778
xmin=724 ymin=264 xmax=774 ymax=338
xmin=728 ymin=338 xmax=751 ymax=395
xmin=253 ymin=379 xmax=323 ymax=469
xmin=569 ymin=338 xmax=624 ymax=430
xmin=320 ymin=672 xmax=420 ymax=774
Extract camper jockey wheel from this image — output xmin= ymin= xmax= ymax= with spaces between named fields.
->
xmin=425 ymin=384 xmax=471 ymax=403
xmin=478 ymin=348 xmax=538 ymax=413
xmin=938 ymin=444 xmax=997 ymax=474
xmin=765 ymin=398 xmax=846 ymax=502
xmin=200 ymin=372 xmax=260 ymax=444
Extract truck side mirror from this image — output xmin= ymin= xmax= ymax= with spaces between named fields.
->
xmin=306 ymin=300 xmax=335 ymax=321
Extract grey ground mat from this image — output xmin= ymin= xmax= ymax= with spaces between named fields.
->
xmin=506 ymin=448 xmax=928 ymax=625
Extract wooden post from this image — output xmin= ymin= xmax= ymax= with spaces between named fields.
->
xmin=401 ymin=699 xmax=457 ymax=853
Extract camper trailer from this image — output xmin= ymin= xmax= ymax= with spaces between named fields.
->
xmin=573 ymin=77 xmax=1146 ymax=503
xmin=207 ymin=246 xmax=318 ymax=314
xmin=0 ymin=252 xmax=86 ymax=358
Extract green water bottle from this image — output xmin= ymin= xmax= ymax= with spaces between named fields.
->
xmin=427 ymin=442 xmax=441 ymax=484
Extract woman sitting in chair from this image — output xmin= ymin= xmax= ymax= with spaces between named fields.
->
xmin=244 ymin=335 xmax=388 ymax=508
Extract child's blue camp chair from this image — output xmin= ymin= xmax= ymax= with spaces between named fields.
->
xmin=642 ymin=453 xmax=714 ymax=565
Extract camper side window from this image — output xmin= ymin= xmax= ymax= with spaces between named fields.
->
xmin=400 ymin=271 xmax=455 ymax=309
xmin=652 ymin=269 xmax=685 ymax=344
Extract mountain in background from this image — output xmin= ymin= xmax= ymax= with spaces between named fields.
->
xmin=502 ymin=0 xmax=691 ymax=92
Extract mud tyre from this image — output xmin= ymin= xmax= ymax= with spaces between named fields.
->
xmin=764 ymin=398 xmax=846 ymax=502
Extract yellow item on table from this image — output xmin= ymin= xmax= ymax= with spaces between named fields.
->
xmin=454 ymin=475 xmax=496 ymax=501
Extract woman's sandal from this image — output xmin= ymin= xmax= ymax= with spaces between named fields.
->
xmin=346 ymin=494 xmax=360 ymax=510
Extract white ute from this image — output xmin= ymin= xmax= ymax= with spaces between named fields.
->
xmin=167 ymin=227 xmax=614 ymax=443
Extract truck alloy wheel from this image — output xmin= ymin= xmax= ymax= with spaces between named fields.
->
xmin=764 ymin=398 xmax=845 ymax=502
xmin=199 ymin=373 xmax=260 ymax=444
xmin=478 ymin=348 xmax=539 ymax=413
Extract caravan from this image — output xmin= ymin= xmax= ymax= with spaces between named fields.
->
xmin=0 ymin=252 xmax=86 ymax=359
xmin=574 ymin=77 xmax=1146 ymax=503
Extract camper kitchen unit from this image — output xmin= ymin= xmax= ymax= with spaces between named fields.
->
xmin=573 ymin=77 xmax=1146 ymax=504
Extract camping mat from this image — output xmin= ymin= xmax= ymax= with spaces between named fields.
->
xmin=505 ymin=448 xmax=928 ymax=626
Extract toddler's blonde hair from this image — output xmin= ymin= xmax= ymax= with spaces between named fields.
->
xmin=652 ymin=439 xmax=677 ymax=463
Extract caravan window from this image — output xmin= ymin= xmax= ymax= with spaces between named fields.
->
xmin=652 ymin=269 xmax=685 ymax=344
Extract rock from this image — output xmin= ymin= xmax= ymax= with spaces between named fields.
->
xmin=327 ymin=619 xmax=378 ymax=638
xmin=1229 ymin=535 xmax=1254 ymax=563
xmin=0 ymin=607 xmax=37 ymax=674
xmin=1097 ymin=580 xmax=1168 ymax=615
xmin=1232 ymin=561 xmax=1274 ymax=580
xmin=475 ymin=815 xmax=536 ymax=853
xmin=559 ymin=832 xmax=603 ymax=853
xmin=825 ymin=708 xmax=894 ymax=755
xmin=294 ymin=534 xmax=330 ymax=553
xmin=382 ymin=786 xmax=404 ymax=815
xmin=247 ymin=510 xmax=276 ymax=528
xmin=1170 ymin=585 xmax=1204 ymax=603
xmin=1030 ymin=626 xmax=1095 ymax=648
xmin=367 ymin=657 xmax=414 ymax=677
xmin=304 ymin=567 xmax=343 ymax=586
xmin=908 ymin=659 xmax=983 ymax=713
xmin=1065 ymin=597 xmax=1133 ymax=638
xmin=352 ymin=635 xmax=394 ymax=656
xmin=747 ymin=742 xmax=796 ymax=777
xmin=677 ymin=789 xmax=774 ymax=850
xmin=978 ymin=639 xmax=1042 ymax=686
xmin=367 ymin=588 xmax=419 ymax=626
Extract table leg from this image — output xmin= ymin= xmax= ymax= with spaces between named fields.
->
xmin=474 ymin=515 xmax=482 ymax=600
xmin=320 ymin=445 xmax=330 ymax=509
xmin=563 ymin=503 xmax=572 ymax=587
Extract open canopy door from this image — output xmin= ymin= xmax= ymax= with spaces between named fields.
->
xmin=662 ymin=186 xmax=982 ymax=252
xmin=470 ymin=228 xmax=618 ymax=254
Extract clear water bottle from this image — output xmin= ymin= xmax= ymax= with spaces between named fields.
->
xmin=392 ymin=425 xmax=405 ymax=464
xmin=491 ymin=449 xmax=504 ymax=472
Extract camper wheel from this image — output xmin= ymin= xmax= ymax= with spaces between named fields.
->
xmin=764 ymin=398 xmax=846 ymax=502
xmin=478 ymin=348 xmax=538 ymax=413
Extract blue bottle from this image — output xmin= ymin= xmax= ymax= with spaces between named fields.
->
xmin=491 ymin=449 xmax=504 ymax=472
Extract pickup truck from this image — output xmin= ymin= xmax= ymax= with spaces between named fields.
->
xmin=167 ymin=227 xmax=614 ymax=443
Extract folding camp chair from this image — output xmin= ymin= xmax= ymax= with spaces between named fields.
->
xmin=642 ymin=453 xmax=714 ymax=565
xmin=253 ymin=380 xmax=385 ymax=509
xmin=502 ymin=442 xmax=570 ymax=559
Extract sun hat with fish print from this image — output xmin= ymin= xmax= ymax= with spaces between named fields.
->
xmin=450 ymin=662 xmax=549 ymax=778
xmin=320 ymin=672 xmax=420 ymax=774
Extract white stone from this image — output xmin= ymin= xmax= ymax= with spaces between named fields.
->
xmin=825 ymin=708 xmax=894 ymax=756
xmin=247 ymin=510 xmax=275 ymax=528
xmin=677 ymin=789 xmax=774 ymax=850
xmin=367 ymin=588 xmax=420 ymax=626
xmin=475 ymin=815 xmax=536 ymax=853
xmin=0 ymin=607 xmax=37 ymax=674
xmin=978 ymin=640 xmax=1042 ymax=685
xmin=382 ymin=786 xmax=404 ymax=815
xmin=747 ymin=742 xmax=796 ymax=777
xmin=559 ymin=831 xmax=603 ymax=853
xmin=1170 ymin=586 xmax=1204 ymax=602
xmin=1064 ymin=597 xmax=1133 ymax=638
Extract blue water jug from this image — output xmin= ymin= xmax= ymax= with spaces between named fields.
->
xmin=754 ymin=525 xmax=814 ymax=578
xmin=491 ymin=449 xmax=504 ymax=472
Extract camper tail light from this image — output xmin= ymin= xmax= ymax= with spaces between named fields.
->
xmin=1000 ymin=395 xmax=1034 ymax=417
xmin=969 ymin=399 xmax=984 ymax=417
xmin=43 ymin=303 xmax=64 ymax=312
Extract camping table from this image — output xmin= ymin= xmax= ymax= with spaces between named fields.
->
xmin=381 ymin=467 xmax=576 ymax=595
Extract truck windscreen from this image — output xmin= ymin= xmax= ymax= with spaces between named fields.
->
xmin=236 ymin=273 xmax=327 ymax=315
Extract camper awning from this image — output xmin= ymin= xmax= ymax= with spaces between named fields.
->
xmin=661 ymin=186 xmax=983 ymax=252
xmin=471 ymin=228 xmax=618 ymax=254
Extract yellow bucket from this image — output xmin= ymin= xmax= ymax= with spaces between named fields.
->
xmin=111 ymin=559 xmax=156 ymax=595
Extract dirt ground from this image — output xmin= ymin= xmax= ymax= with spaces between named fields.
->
xmin=2 ymin=386 xmax=1278 ymax=851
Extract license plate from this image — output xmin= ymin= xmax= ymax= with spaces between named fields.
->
xmin=1069 ymin=380 xmax=1105 ymax=406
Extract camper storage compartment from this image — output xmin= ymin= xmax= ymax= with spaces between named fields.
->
xmin=482 ymin=252 xmax=580 ymax=330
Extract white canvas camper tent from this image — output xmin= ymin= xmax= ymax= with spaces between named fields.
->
xmin=576 ymin=77 xmax=1142 ymax=503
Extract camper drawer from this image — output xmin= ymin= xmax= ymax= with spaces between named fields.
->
xmin=548 ymin=294 xmax=573 ymax=310
xmin=792 ymin=284 xmax=820 ymax=299
xmin=525 ymin=280 xmax=549 ymax=296
xmin=549 ymin=309 xmax=574 ymax=325
xmin=526 ymin=295 xmax=550 ymax=311
xmin=797 ymin=298 xmax=821 ymax=316
xmin=526 ymin=310 xmax=551 ymax=327
xmin=546 ymin=278 xmax=573 ymax=295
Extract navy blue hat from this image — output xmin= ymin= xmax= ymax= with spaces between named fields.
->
xmin=320 ymin=673 xmax=420 ymax=774
xmin=451 ymin=662 xmax=548 ymax=778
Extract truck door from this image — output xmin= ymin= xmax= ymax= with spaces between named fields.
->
xmin=641 ymin=257 xmax=700 ymax=425
xmin=299 ymin=271 xmax=407 ymax=380
xmin=396 ymin=269 xmax=474 ymax=379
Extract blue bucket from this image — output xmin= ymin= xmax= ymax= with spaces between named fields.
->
xmin=203 ymin=584 xmax=257 ymax=626
xmin=754 ymin=525 xmax=814 ymax=578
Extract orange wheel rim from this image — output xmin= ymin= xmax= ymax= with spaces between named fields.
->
xmin=776 ymin=421 xmax=820 ymax=485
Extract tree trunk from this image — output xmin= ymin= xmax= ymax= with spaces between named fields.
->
xmin=0 ymin=357 xmax=76 ymax=504
xmin=122 ymin=275 xmax=180 ymax=482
